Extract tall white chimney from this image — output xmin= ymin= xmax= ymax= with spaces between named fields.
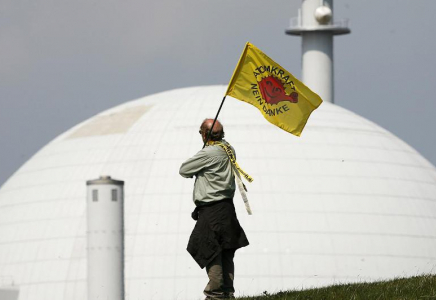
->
xmin=286 ymin=0 xmax=350 ymax=103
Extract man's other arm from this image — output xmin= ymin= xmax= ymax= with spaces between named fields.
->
xmin=179 ymin=150 xmax=209 ymax=178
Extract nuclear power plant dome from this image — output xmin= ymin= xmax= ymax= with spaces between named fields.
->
xmin=1 ymin=85 xmax=436 ymax=300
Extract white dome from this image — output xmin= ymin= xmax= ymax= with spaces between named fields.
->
xmin=1 ymin=85 xmax=436 ymax=299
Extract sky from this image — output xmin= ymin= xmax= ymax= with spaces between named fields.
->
xmin=1 ymin=0 xmax=435 ymax=186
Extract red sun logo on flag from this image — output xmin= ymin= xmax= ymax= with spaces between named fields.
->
xmin=258 ymin=76 xmax=298 ymax=105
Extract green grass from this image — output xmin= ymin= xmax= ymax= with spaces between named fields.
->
xmin=237 ymin=274 xmax=436 ymax=300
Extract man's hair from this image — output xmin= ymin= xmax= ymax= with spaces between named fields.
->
xmin=200 ymin=119 xmax=224 ymax=141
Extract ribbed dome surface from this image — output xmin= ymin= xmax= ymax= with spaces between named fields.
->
xmin=1 ymin=85 xmax=435 ymax=299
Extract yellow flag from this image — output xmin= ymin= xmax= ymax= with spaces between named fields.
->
xmin=226 ymin=42 xmax=323 ymax=136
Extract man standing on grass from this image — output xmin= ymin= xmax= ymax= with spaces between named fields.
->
xmin=179 ymin=118 xmax=249 ymax=300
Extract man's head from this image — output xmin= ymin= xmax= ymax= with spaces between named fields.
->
xmin=199 ymin=118 xmax=224 ymax=143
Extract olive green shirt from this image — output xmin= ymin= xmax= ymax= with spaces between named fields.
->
xmin=179 ymin=140 xmax=236 ymax=205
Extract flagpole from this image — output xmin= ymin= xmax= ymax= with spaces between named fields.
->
xmin=201 ymin=43 xmax=249 ymax=148
xmin=202 ymin=95 xmax=227 ymax=148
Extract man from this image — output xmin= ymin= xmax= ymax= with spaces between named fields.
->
xmin=179 ymin=119 xmax=249 ymax=300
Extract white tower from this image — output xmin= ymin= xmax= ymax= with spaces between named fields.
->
xmin=286 ymin=0 xmax=350 ymax=103
xmin=86 ymin=176 xmax=125 ymax=300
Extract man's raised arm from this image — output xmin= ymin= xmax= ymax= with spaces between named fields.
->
xmin=179 ymin=150 xmax=208 ymax=178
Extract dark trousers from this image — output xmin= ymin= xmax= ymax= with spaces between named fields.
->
xmin=204 ymin=248 xmax=236 ymax=299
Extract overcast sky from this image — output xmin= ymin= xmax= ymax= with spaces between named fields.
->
xmin=1 ymin=0 xmax=435 ymax=186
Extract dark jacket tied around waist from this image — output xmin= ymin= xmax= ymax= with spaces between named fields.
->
xmin=187 ymin=199 xmax=249 ymax=269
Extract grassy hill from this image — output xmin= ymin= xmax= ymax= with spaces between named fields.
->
xmin=237 ymin=274 xmax=436 ymax=300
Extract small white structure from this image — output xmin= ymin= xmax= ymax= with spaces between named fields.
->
xmin=86 ymin=176 xmax=124 ymax=300
xmin=0 ymin=85 xmax=435 ymax=300
xmin=0 ymin=286 xmax=19 ymax=300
